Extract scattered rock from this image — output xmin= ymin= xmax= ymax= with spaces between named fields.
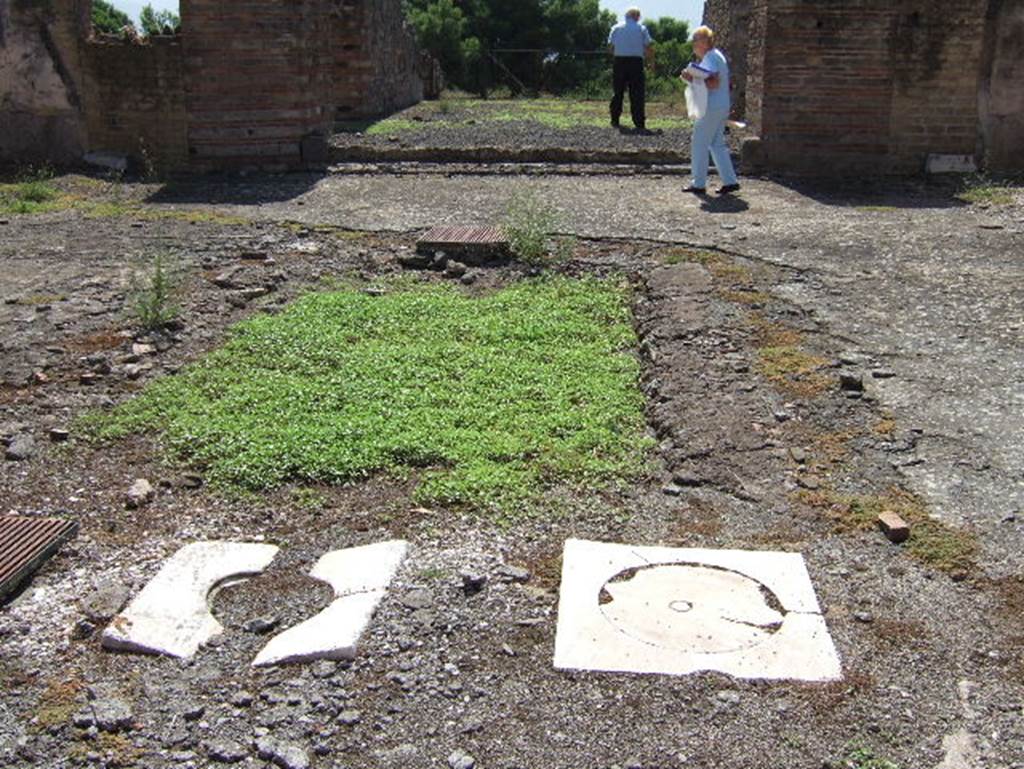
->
xmin=49 ymin=428 xmax=70 ymax=443
xmin=661 ymin=484 xmax=683 ymax=497
xmin=92 ymin=698 xmax=133 ymax=733
xmin=448 ymin=749 xmax=476 ymax=769
xmin=244 ymin=616 xmax=280 ymax=635
xmin=212 ymin=266 xmax=245 ymax=289
xmin=460 ymin=271 xmax=478 ymax=286
xmin=5 ymin=434 xmax=35 ymax=461
xmin=207 ymin=739 xmax=248 ymax=764
xmin=338 ymin=709 xmax=361 ymax=726
xmin=401 ymin=589 xmax=434 ymax=610
xmin=430 ymin=251 xmax=448 ymax=271
xmin=80 ymin=580 xmax=130 ymax=621
xmin=125 ymin=478 xmax=155 ymax=509
xmin=397 ymin=252 xmax=432 ymax=270
xmin=131 ymin=343 xmax=155 ymax=357
xmin=877 ymin=511 xmax=911 ymax=544
xmin=854 ymin=612 xmax=875 ymax=624
xmin=838 ymin=371 xmax=864 ymax=392
xmin=461 ymin=571 xmax=488 ymax=595
xmin=497 ymin=564 xmax=531 ymax=583
xmin=445 ymin=260 xmax=468 ymax=278
xmin=255 ymin=737 xmax=310 ymax=769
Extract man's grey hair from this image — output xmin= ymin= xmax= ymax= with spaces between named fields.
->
xmin=626 ymin=7 xmax=642 ymax=19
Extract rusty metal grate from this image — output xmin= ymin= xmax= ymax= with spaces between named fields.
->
xmin=419 ymin=226 xmax=507 ymax=246
xmin=417 ymin=226 xmax=510 ymax=265
xmin=0 ymin=515 xmax=79 ymax=601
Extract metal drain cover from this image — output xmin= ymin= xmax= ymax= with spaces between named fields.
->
xmin=416 ymin=226 xmax=510 ymax=265
xmin=0 ymin=515 xmax=79 ymax=601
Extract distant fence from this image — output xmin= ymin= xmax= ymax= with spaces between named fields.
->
xmin=478 ymin=49 xmax=686 ymax=101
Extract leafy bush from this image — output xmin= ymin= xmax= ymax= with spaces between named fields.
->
xmin=503 ymin=192 xmax=566 ymax=265
xmin=130 ymin=254 xmax=179 ymax=332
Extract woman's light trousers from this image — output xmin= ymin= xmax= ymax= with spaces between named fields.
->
xmin=691 ymin=106 xmax=738 ymax=189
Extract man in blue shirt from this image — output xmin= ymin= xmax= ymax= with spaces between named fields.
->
xmin=608 ymin=8 xmax=654 ymax=132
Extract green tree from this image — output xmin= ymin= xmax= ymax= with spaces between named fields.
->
xmin=139 ymin=4 xmax=180 ymax=36
xmin=405 ymin=0 xmax=472 ymax=79
xmin=91 ymin=0 xmax=133 ymax=34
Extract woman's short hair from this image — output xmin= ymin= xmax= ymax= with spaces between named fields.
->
xmin=693 ymin=25 xmax=716 ymax=46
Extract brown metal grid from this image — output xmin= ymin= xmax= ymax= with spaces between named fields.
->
xmin=418 ymin=226 xmax=508 ymax=247
xmin=0 ymin=515 xmax=79 ymax=601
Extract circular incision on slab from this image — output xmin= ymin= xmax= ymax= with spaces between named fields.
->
xmin=598 ymin=564 xmax=786 ymax=654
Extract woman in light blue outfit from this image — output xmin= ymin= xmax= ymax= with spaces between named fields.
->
xmin=681 ymin=26 xmax=740 ymax=196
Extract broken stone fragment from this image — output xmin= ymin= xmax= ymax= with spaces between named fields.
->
xmin=496 ymin=564 xmax=531 ymax=583
xmin=103 ymin=541 xmax=279 ymax=659
xmin=125 ymin=479 xmax=154 ymax=509
xmin=255 ymin=737 xmax=310 ymax=769
xmin=397 ymin=251 xmax=432 ymax=269
xmin=877 ymin=511 xmax=911 ymax=544
xmin=131 ymin=343 xmax=155 ymax=357
xmin=49 ymin=428 xmax=70 ymax=443
xmin=207 ymin=738 xmax=248 ymax=764
xmin=252 ymin=540 xmax=407 ymax=667
xmin=91 ymin=698 xmax=134 ymax=733
xmin=5 ymin=434 xmax=35 ymax=461
xmin=838 ymin=371 xmax=864 ymax=391
xmin=212 ymin=265 xmax=245 ymax=289
xmin=80 ymin=579 xmax=131 ymax=621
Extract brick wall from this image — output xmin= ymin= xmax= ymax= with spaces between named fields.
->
xmin=750 ymin=0 xmax=990 ymax=174
xmin=331 ymin=0 xmax=423 ymax=120
xmin=80 ymin=36 xmax=187 ymax=171
xmin=702 ymin=0 xmax=751 ymax=117
xmin=981 ymin=0 xmax=1024 ymax=172
xmin=181 ymin=0 xmax=333 ymax=170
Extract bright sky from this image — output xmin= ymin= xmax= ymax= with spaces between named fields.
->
xmin=600 ymin=0 xmax=704 ymax=28
xmin=116 ymin=0 xmax=176 ymax=25
xmin=120 ymin=1 xmax=703 ymax=31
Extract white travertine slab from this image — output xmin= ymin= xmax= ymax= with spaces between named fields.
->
xmin=253 ymin=540 xmax=408 ymax=667
xmin=102 ymin=541 xmax=279 ymax=659
xmin=554 ymin=538 xmax=842 ymax=681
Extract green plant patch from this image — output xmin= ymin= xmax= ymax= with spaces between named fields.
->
xmin=0 ymin=180 xmax=62 ymax=215
xmin=89 ymin=278 xmax=650 ymax=514
xmin=363 ymin=119 xmax=423 ymax=136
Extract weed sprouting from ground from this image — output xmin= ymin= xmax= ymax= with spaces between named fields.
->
xmin=503 ymin=192 xmax=567 ymax=265
xmin=835 ymin=744 xmax=901 ymax=769
xmin=129 ymin=254 xmax=179 ymax=332
xmin=796 ymin=487 xmax=977 ymax=574
xmin=957 ymin=175 xmax=1019 ymax=206
xmin=90 ymin=277 xmax=650 ymax=514
xmin=0 ymin=165 xmax=60 ymax=215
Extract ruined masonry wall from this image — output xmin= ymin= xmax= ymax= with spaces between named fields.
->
xmin=754 ymin=0 xmax=988 ymax=173
xmin=0 ymin=1 xmax=85 ymax=164
xmin=81 ymin=37 xmax=187 ymax=171
xmin=983 ymin=1 xmax=1024 ymax=172
xmin=701 ymin=0 xmax=751 ymax=118
xmin=332 ymin=0 xmax=423 ymax=120
xmin=181 ymin=0 xmax=332 ymax=170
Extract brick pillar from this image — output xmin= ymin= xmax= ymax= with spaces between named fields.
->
xmin=181 ymin=0 xmax=333 ymax=170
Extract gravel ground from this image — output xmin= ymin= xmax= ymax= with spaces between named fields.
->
xmin=0 ymin=172 xmax=1021 ymax=769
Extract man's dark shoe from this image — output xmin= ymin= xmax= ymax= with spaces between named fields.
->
xmin=683 ymin=185 xmax=707 ymax=195
xmin=634 ymin=127 xmax=654 ymax=136
xmin=716 ymin=184 xmax=741 ymax=195
xmin=611 ymin=119 xmax=620 ymax=128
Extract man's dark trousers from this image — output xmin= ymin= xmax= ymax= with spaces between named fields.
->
xmin=610 ymin=56 xmax=646 ymax=129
